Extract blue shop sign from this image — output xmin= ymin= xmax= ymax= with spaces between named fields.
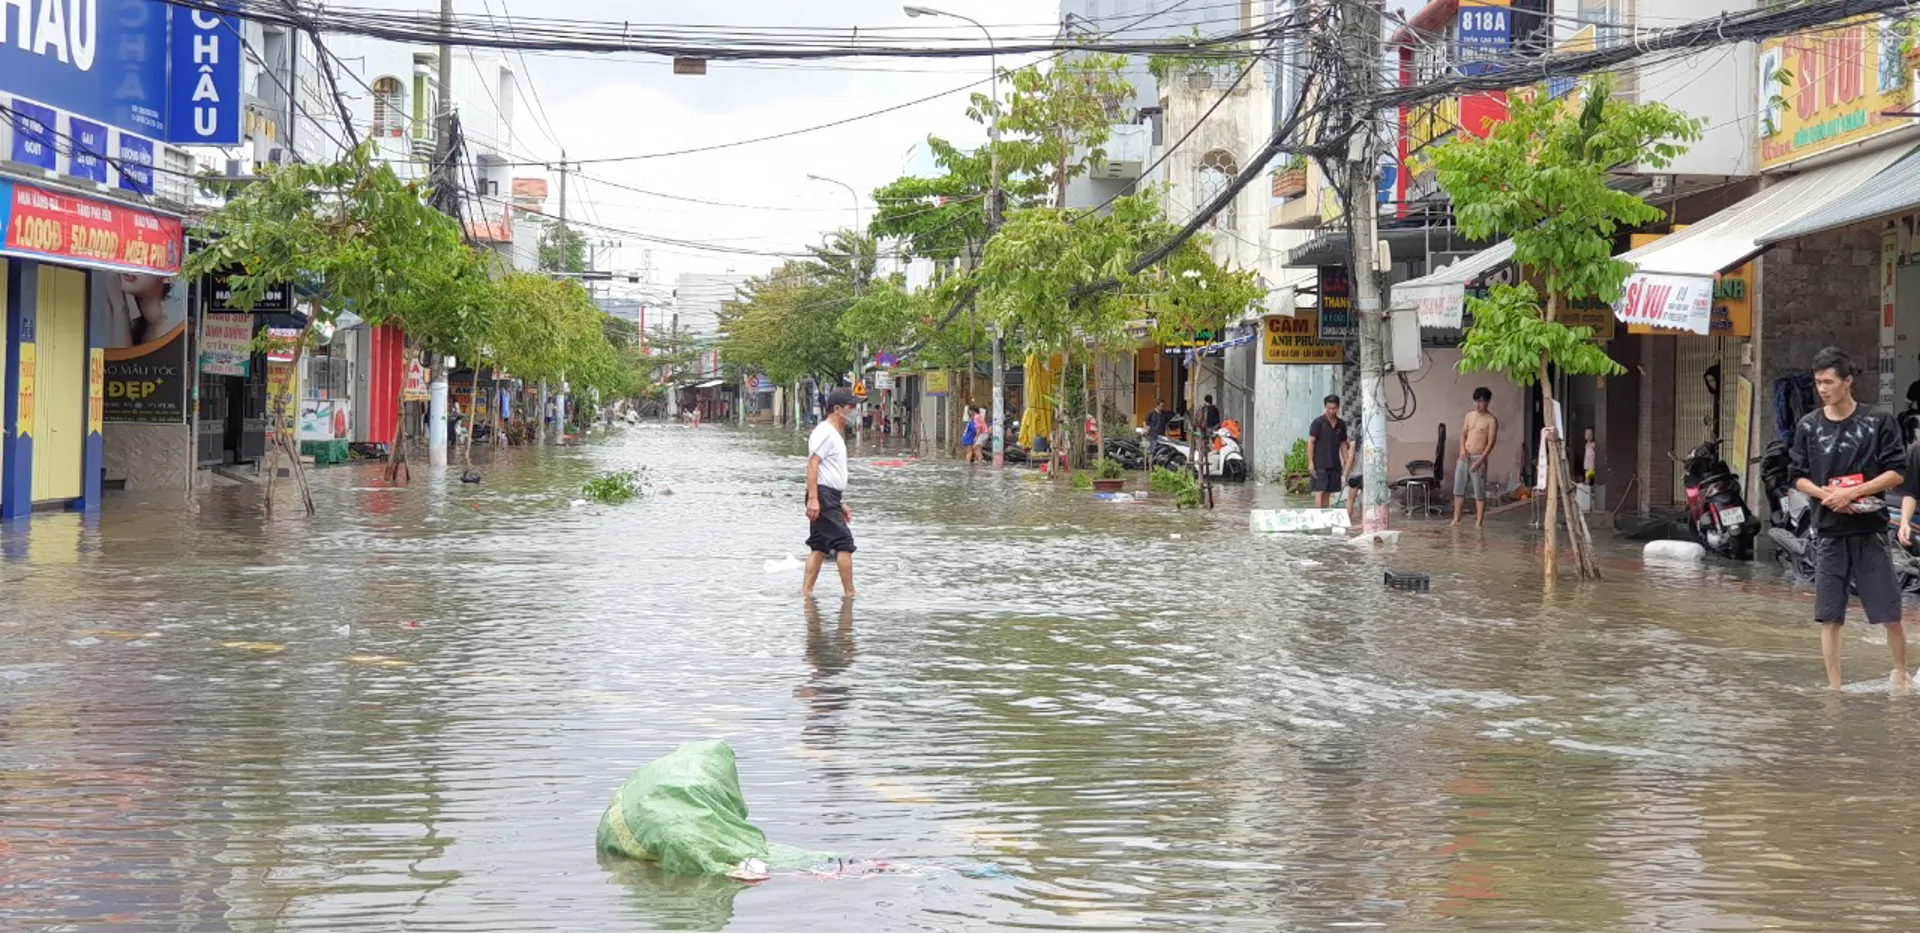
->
xmin=10 ymin=99 xmax=58 ymax=170
xmin=0 ymin=0 xmax=240 ymax=144
xmin=70 ymin=117 xmax=108 ymax=182
xmin=1457 ymin=4 xmax=1510 ymax=78
xmin=168 ymin=5 xmax=243 ymax=144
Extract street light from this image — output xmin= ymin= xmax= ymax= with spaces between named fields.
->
xmin=902 ymin=6 xmax=999 ymax=228
xmin=904 ymin=4 xmax=1007 ymax=466
xmin=807 ymin=172 xmax=869 ymax=440
xmin=805 ymin=173 xmax=861 ymax=233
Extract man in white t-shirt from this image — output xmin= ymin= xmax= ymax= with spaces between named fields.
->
xmin=804 ymin=388 xmax=858 ymax=598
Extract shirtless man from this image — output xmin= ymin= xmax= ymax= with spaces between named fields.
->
xmin=1453 ymin=387 xmax=1499 ymax=527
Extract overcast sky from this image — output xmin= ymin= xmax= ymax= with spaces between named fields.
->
xmin=413 ymin=0 xmax=1058 ymax=288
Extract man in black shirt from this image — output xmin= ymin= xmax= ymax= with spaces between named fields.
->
xmin=1307 ymin=395 xmax=1352 ymax=509
xmin=1200 ymin=395 xmax=1222 ymax=435
xmin=1788 ymin=347 xmax=1909 ymax=692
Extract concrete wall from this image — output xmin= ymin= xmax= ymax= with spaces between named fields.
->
xmin=1253 ymin=362 xmax=1339 ymax=481
xmin=1756 ymin=225 xmax=1882 ymax=444
xmin=104 ymin=424 xmax=191 ymax=491
xmin=1384 ymin=348 xmax=1526 ymax=492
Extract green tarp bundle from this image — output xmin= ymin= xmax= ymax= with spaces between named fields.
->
xmin=597 ymin=740 xmax=819 ymax=877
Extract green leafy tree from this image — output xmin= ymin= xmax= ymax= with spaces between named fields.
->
xmin=998 ymin=52 xmax=1137 ymax=207
xmin=716 ymin=262 xmax=854 ymax=389
xmin=537 ymin=220 xmax=589 ymax=274
xmin=1431 ymin=75 xmax=1701 ymax=579
xmin=185 ymin=143 xmax=498 ymax=507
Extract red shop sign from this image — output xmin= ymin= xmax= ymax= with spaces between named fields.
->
xmin=1 ymin=180 xmax=183 ymax=275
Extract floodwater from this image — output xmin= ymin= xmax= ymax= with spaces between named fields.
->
xmin=7 ymin=425 xmax=1920 ymax=932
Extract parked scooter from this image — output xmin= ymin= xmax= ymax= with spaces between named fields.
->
xmin=1677 ymin=438 xmax=1758 ymax=560
xmin=1759 ymin=440 xmax=1814 ymax=577
xmin=1138 ymin=425 xmax=1249 ymax=481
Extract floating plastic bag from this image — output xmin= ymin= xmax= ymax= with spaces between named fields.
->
xmin=598 ymin=741 xmax=825 ymax=878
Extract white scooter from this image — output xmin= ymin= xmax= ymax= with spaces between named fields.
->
xmin=1138 ymin=426 xmax=1249 ymax=482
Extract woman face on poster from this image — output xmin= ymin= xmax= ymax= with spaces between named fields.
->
xmin=116 ymin=273 xmax=179 ymax=347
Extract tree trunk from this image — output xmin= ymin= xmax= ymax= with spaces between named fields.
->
xmin=1539 ymin=355 xmax=1559 ymax=580
xmin=384 ymin=344 xmax=411 ymax=485
xmin=268 ymin=317 xmax=319 ymax=517
xmin=462 ymin=366 xmax=480 ymax=467
xmin=1540 ymin=294 xmax=1601 ymax=580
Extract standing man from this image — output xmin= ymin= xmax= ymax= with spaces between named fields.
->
xmin=1308 ymin=395 xmax=1352 ymax=509
xmin=1145 ymin=399 xmax=1172 ymax=453
xmin=1789 ymin=348 xmax=1908 ymax=692
xmin=1199 ymin=395 xmax=1222 ymax=436
xmin=1453 ymin=387 xmax=1500 ymax=527
xmin=804 ymin=388 xmax=858 ymax=599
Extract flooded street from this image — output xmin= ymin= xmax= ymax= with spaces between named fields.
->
xmin=9 ymin=424 xmax=1920 ymax=931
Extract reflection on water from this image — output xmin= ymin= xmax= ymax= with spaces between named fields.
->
xmin=6 ymin=424 xmax=1920 ymax=930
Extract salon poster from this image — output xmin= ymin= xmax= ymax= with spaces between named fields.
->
xmin=94 ymin=270 xmax=189 ymax=423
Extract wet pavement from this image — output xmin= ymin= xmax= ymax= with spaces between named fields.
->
xmin=6 ymin=424 xmax=1920 ymax=931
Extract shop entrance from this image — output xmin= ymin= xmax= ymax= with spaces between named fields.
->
xmin=32 ymin=267 xmax=86 ymax=503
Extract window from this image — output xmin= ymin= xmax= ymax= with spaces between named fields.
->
xmin=1197 ymin=150 xmax=1237 ymax=230
xmin=372 ymin=77 xmax=404 ymax=137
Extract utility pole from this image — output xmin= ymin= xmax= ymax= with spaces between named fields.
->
xmin=1342 ymin=0 xmax=1391 ymax=533
xmin=553 ymin=152 xmax=570 ymax=442
xmin=427 ymin=0 xmax=457 ymax=469
xmin=907 ymin=6 xmax=1003 ymax=465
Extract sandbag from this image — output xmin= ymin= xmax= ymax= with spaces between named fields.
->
xmin=597 ymin=741 xmax=773 ymax=876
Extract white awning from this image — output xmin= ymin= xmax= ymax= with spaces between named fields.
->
xmin=694 ymin=378 xmax=724 ymax=388
xmin=1389 ymin=239 xmax=1516 ymax=330
xmin=1615 ymin=143 xmax=1915 ymax=334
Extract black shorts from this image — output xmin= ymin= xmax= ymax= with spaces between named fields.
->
xmin=1310 ymin=468 xmax=1344 ymax=493
xmin=1813 ymin=533 xmax=1902 ymax=625
xmin=807 ymin=486 xmax=856 ymax=556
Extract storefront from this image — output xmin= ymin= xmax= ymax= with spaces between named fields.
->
xmin=1 ymin=178 xmax=185 ymax=517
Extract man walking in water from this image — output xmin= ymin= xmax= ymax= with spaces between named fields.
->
xmin=1453 ymin=387 xmax=1499 ymax=527
xmin=804 ymin=388 xmax=858 ymax=599
xmin=1789 ymin=348 xmax=1908 ymax=692
xmin=1307 ymin=395 xmax=1352 ymax=509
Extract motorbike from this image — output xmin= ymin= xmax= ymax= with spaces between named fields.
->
xmin=1759 ymin=440 xmax=1814 ymax=577
xmin=1138 ymin=425 xmax=1249 ymax=481
xmin=1677 ymin=438 xmax=1758 ymax=560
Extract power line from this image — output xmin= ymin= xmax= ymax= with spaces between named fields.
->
xmin=161 ymin=0 xmax=1286 ymax=60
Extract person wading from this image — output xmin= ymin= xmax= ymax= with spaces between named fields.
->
xmin=804 ymin=389 xmax=858 ymax=599
xmin=1307 ymin=395 xmax=1352 ymax=510
xmin=1453 ymin=387 xmax=1500 ymax=528
xmin=1789 ymin=348 xmax=1909 ymax=692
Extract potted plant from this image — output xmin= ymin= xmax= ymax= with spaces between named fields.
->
xmin=1092 ymin=457 xmax=1127 ymax=491
xmin=1271 ymin=157 xmax=1308 ymax=200
xmin=1282 ymin=439 xmax=1311 ymax=495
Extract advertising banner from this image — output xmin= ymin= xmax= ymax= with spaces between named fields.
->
xmin=168 ymin=6 xmax=244 ymax=145
xmin=117 ymin=135 xmax=155 ymax=195
xmin=10 ymin=99 xmax=58 ymax=169
xmin=209 ymin=270 xmax=292 ymax=312
xmin=69 ymin=118 xmax=108 ymax=184
xmin=1264 ymin=314 xmax=1345 ymax=364
xmin=95 ymin=270 xmax=188 ymax=423
xmin=201 ymin=313 xmax=254 ymax=376
xmin=925 ymin=370 xmax=950 ymax=397
xmin=0 ymin=0 xmax=241 ymax=143
xmin=0 ymin=179 xmax=184 ymax=275
xmin=0 ymin=0 xmax=170 ymax=138
xmin=1614 ymin=273 xmax=1713 ymax=335
xmin=1317 ymin=265 xmax=1354 ymax=341
xmin=1760 ymin=18 xmax=1912 ymax=169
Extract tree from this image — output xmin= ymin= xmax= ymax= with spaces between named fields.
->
xmin=717 ymin=261 xmax=855 ymax=390
xmin=997 ymin=52 xmax=1137 ymax=207
xmin=537 ymin=220 xmax=588 ymax=274
xmin=1431 ymin=76 xmax=1701 ymax=580
xmin=185 ymin=143 xmax=498 ymax=508
xmin=976 ymin=191 xmax=1257 ymax=474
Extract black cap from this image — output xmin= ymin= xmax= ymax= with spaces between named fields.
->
xmin=826 ymin=388 xmax=857 ymax=411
